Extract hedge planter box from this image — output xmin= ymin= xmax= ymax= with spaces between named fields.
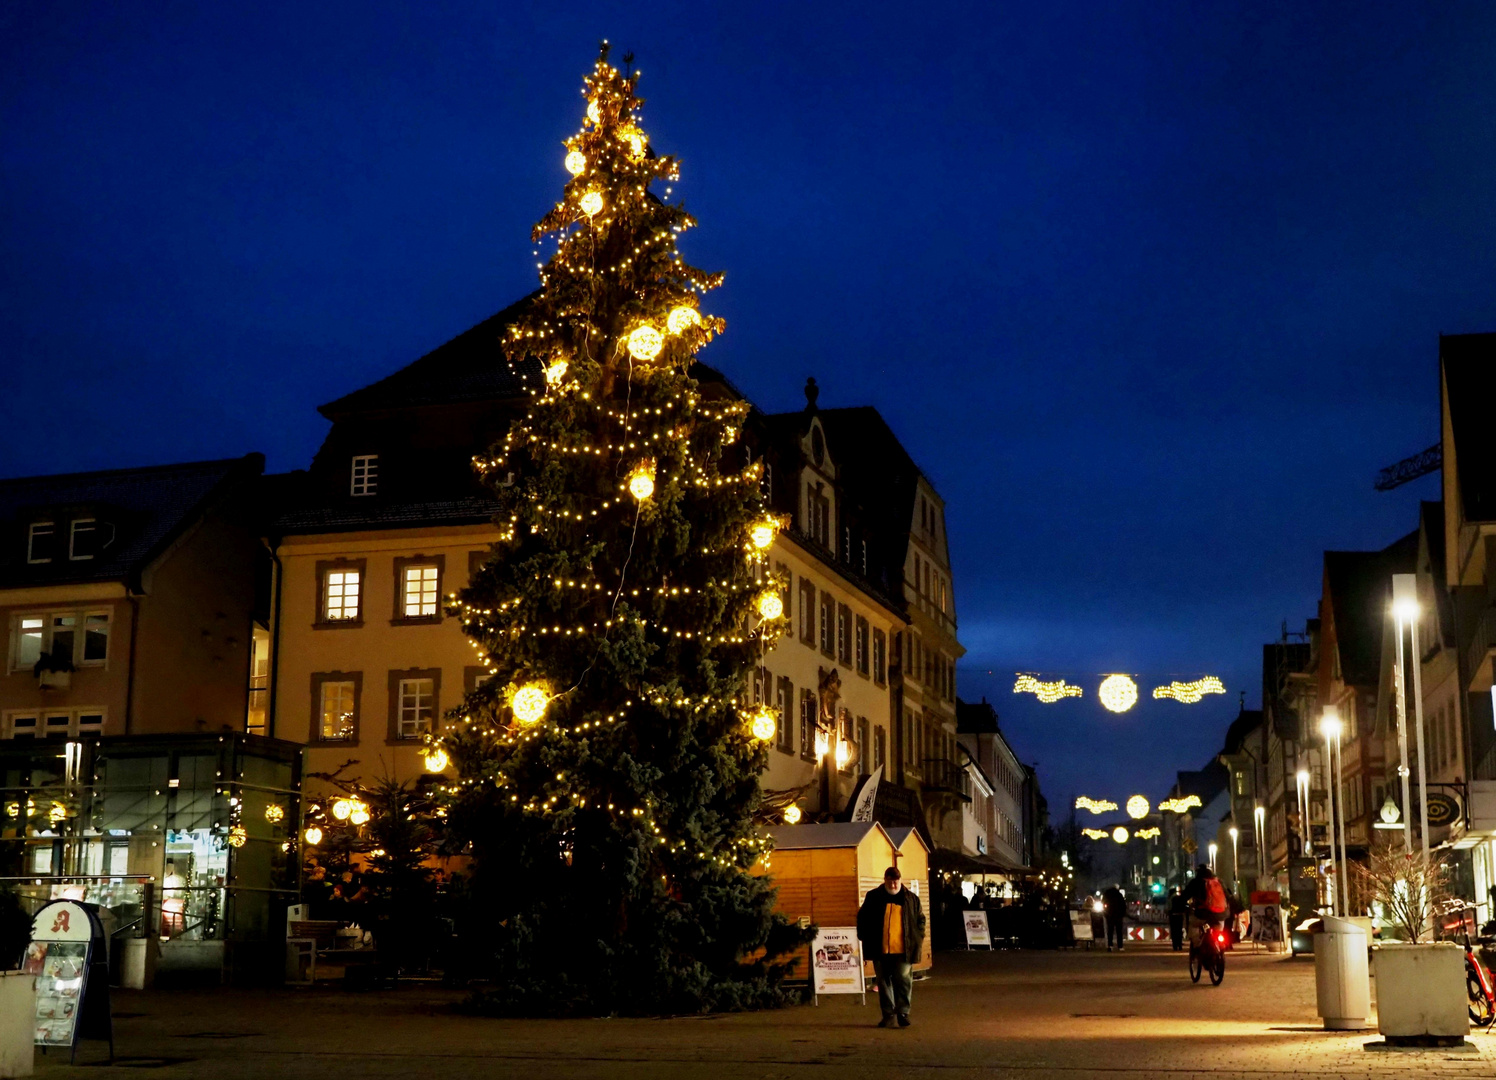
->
xmin=1372 ymin=942 xmax=1468 ymax=1045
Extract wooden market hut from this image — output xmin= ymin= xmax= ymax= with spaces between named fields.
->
xmin=762 ymin=821 xmax=934 ymax=980
xmin=884 ymin=826 xmax=933 ymax=972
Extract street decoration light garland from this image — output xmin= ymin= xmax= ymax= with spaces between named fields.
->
xmin=1081 ymin=828 xmax=1108 ymax=840
xmin=1126 ymin=795 xmax=1150 ymax=819
xmin=1075 ymin=796 xmax=1118 ymax=814
xmin=430 ymin=45 xmax=808 ymax=1014
xmin=1111 ymin=827 xmax=1130 ymax=844
xmin=1014 ymin=674 xmax=1082 ymax=703
xmin=1135 ymin=827 xmax=1161 ymax=839
xmin=1158 ymin=794 xmax=1203 ymax=813
xmin=1152 ymin=677 xmax=1226 ymax=703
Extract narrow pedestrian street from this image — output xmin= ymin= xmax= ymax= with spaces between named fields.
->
xmin=37 ymin=948 xmax=1489 ymax=1079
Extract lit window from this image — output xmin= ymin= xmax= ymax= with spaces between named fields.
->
xmin=15 ymin=618 xmax=44 ymax=670
xmin=320 ymin=682 xmax=356 ymax=741
xmin=324 ymin=570 xmax=361 ymax=621
xmin=69 ymin=519 xmax=97 ymax=561
xmin=402 ymin=565 xmax=439 ymax=618
xmin=397 ymin=678 xmax=434 ymax=739
xmin=350 ymin=455 xmax=378 ymax=497
xmin=27 ymin=522 xmax=55 ymax=564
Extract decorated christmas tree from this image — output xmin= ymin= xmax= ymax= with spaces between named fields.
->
xmin=439 ymin=45 xmax=809 ymax=1015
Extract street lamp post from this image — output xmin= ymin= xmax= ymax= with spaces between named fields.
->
xmin=1393 ymin=573 xmax=1431 ymax=876
xmin=1208 ymin=841 xmax=1218 ymax=875
xmin=1390 ymin=576 xmax=1416 ymax=854
xmin=1254 ymin=803 xmax=1266 ymax=878
xmin=1295 ymin=768 xmax=1311 ymax=857
xmin=1321 ymin=708 xmax=1345 ymax=917
xmin=1229 ymin=826 xmax=1240 ymax=895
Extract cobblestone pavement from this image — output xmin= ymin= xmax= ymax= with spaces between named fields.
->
xmin=31 ymin=945 xmax=1495 ymax=1078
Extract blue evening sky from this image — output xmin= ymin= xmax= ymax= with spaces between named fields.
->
xmin=3 ymin=2 xmax=1492 ymax=812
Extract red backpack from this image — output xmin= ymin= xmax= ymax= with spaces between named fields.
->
xmin=1204 ymin=878 xmax=1227 ymax=913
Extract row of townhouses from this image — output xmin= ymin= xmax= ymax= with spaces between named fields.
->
xmin=1157 ymin=334 xmax=1496 ymax=928
xmin=0 ymin=296 xmax=1044 ymax=980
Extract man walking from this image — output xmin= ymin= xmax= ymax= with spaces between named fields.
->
xmin=1101 ymin=884 xmax=1127 ymax=951
xmin=1167 ymin=887 xmax=1187 ymax=951
xmin=857 ymin=866 xmax=926 ymax=1028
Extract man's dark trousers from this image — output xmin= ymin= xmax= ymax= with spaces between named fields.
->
xmin=1105 ymin=916 xmax=1125 ymax=949
xmin=1169 ymin=914 xmax=1185 ymax=951
xmin=872 ymin=956 xmax=912 ymax=1019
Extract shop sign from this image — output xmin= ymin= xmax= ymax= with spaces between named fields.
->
xmin=810 ymin=927 xmax=865 ymax=996
xmin=1426 ymin=792 xmax=1460 ymax=827
xmin=962 ymin=909 xmax=991 ymax=948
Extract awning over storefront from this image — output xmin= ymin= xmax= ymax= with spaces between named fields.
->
xmin=929 ymin=848 xmax=1032 ymax=876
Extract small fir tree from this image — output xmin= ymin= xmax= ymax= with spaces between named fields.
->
xmin=440 ymin=46 xmax=809 ymax=1015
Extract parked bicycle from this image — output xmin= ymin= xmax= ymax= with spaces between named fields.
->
xmin=1188 ymin=921 xmax=1227 ymax=986
xmin=1438 ymin=900 xmax=1495 ymax=1028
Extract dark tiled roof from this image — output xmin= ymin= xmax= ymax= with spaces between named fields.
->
xmin=0 ymin=456 xmax=262 ymax=591
xmin=264 ymin=472 xmax=498 ymax=535
xmin=1221 ymin=709 xmax=1262 ymax=756
xmin=1175 ymin=760 xmax=1228 ymax=804
xmin=1443 ymin=333 xmax=1496 ymax=523
xmin=318 ymin=294 xmax=541 ymax=418
xmin=1324 ymin=530 xmax=1417 ymax=688
xmin=956 ymin=697 xmax=1001 ymax=735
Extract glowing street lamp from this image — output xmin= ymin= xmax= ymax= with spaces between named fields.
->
xmin=1253 ymin=804 xmax=1266 ymax=875
xmin=1228 ymin=826 xmax=1240 ymax=892
xmin=1320 ymin=707 xmax=1347 ymax=917
xmin=1392 ymin=573 xmax=1430 ymax=875
xmin=1295 ymin=768 xmax=1312 ymax=856
xmin=1207 ymin=842 xmax=1218 ymax=873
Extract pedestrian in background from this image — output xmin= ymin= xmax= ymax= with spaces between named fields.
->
xmin=1101 ymin=884 xmax=1127 ymax=951
xmin=856 ymin=866 xmax=926 ymax=1028
xmin=1167 ymin=887 xmax=1187 ymax=951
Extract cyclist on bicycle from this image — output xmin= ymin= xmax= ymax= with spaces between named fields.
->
xmin=1182 ymin=864 xmax=1228 ymax=948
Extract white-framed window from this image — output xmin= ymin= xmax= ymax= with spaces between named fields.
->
xmin=397 ymin=678 xmax=434 ymax=739
xmin=320 ymin=681 xmax=356 ymax=741
xmin=10 ymin=611 xmax=111 ymax=672
xmin=3 ymin=709 xmax=104 ymax=740
xmin=27 ymin=522 xmax=56 ymax=564
xmin=324 ymin=570 xmax=361 ymax=621
xmin=402 ymin=565 xmax=439 ymax=618
xmin=69 ymin=519 xmax=97 ymax=561
xmin=350 ymin=455 xmax=378 ymax=496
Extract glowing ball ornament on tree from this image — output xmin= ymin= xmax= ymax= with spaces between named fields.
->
xmin=782 ymin=804 xmax=802 ymax=825
xmin=626 ymin=324 xmax=664 ymax=362
xmin=510 ymin=683 xmax=550 ymax=725
xmin=444 ymin=45 xmax=802 ymax=1016
xmin=564 ymin=150 xmax=587 ymax=176
xmin=303 ymin=826 xmax=322 ymax=846
xmin=755 ymin=589 xmax=783 ymax=621
xmin=747 ymin=706 xmax=777 ymax=742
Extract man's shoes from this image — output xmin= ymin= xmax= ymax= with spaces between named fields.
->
xmin=897 ymin=1015 xmax=911 ymax=1028
xmin=877 ymin=1016 xmax=895 ymax=1028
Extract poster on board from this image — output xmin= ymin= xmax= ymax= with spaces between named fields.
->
xmin=811 ymin=927 xmax=866 ymax=995
xmin=28 ymin=899 xmax=112 ymax=1063
xmin=1070 ymin=910 xmax=1094 ymax=942
xmin=962 ymin=909 xmax=992 ymax=948
xmin=1249 ymin=891 xmax=1283 ymax=944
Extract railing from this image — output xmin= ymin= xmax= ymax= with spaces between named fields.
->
xmin=920 ymin=758 xmax=971 ymax=800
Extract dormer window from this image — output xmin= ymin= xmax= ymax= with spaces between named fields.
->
xmin=350 ymin=455 xmax=378 ymax=497
xmin=69 ymin=519 xmax=97 ymax=561
xmin=27 ymin=522 xmax=56 ymax=564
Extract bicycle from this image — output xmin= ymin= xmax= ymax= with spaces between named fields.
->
xmin=1188 ymin=919 xmax=1227 ymax=986
xmin=1438 ymin=900 xmax=1495 ymax=1028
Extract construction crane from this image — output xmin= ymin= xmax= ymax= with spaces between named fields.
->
xmin=1374 ymin=443 xmax=1441 ymax=491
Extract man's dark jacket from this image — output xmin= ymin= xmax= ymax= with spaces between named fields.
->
xmin=1102 ymin=887 xmax=1126 ymax=920
xmin=856 ymin=885 xmax=926 ymax=962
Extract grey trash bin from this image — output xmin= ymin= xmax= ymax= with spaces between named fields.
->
xmin=1314 ymin=915 xmax=1370 ymax=1030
